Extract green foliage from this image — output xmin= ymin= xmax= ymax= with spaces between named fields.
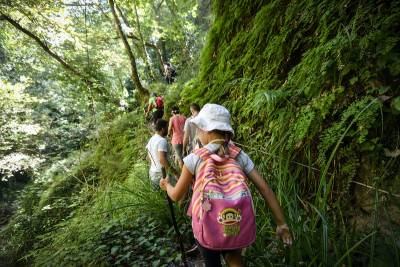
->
xmin=0 ymin=0 xmax=207 ymax=264
xmin=80 ymin=111 xmax=150 ymax=185
xmin=94 ymin=216 xmax=183 ymax=266
xmin=180 ymin=0 xmax=400 ymax=265
xmin=29 ymin=113 xmax=191 ymax=265
xmin=0 ymin=73 xmax=93 ymax=234
xmin=0 ymin=111 xmax=193 ymax=266
xmin=0 ymin=151 xmax=94 ymax=266
xmin=1 ymin=0 xmax=400 ymax=266
xmin=318 ymin=96 xmax=382 ymax=167
xmin=183 ymin=0 xmax=400 ymax=190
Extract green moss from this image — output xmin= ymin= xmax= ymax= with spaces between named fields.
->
xmin=183 ymin=0 xmax=400 ymax=189
xmin=181 ymin=0 xmax=400 ymax=265
xmin=2 ymin=1 xmax=400 ymax=266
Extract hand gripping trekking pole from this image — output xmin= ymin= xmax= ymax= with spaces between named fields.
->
xmin=162 ymin=167 xmax=188 ymax=267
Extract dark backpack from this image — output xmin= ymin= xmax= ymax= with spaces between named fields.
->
xmin=171 ymin=68 xmax=177 ymax=77
xmin=155 ymin=96 xmax=164 ymax=109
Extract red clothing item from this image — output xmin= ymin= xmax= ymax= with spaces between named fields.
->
xmin=170 ymin=115 xmax=186 ymax=145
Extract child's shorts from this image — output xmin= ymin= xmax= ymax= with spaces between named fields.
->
xmin=149 ymin=171 xmax=177 ymax=189
xmin=172 ymin=144 xmax=183 ymax=161
xmin=149 ymin=170 xmax=163 ymax=188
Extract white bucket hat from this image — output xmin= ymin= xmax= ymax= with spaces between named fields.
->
xmin=191 ymin=103 xmax=234 ymax=135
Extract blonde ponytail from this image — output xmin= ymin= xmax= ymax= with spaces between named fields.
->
xmin=209 ymin=130 xmax=233 ymax=157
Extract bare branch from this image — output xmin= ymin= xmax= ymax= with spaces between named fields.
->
xmin=155 ymin=0 xmax=165 ymax=11
xmin=0 ymin=12 xmax=119 ymax=106
xmin=0 ymin=12 xmax=86 ymax=81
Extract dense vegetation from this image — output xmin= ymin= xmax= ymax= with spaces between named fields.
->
xmin=1 ymin=0 xmax=399 ymax=266
xmin=182 ymin=1 xmax=400 ymax=265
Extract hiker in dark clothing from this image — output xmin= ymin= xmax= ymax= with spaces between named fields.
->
xmin=164 ymin=62 xmax=176 ymax=84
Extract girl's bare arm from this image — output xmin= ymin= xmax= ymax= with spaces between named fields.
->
xmin=160 ymin=165 xmax=193 ymax=201
xmin=247 ymin=168 xmax=286 ymax=225
xmin=168 ymin=119 xmax=173 ymax=137
xmin=247 ymin=168 xmax=292 ymax=245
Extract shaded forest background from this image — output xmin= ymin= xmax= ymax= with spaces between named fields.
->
xmin=1 ymin=0 xmax=399 ymax=266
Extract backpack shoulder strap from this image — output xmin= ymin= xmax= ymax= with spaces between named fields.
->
xmin=228 ymin=143 xmax=241 ymax=159
xmin=192 ymin=148 xmax=213 ymax=181
xmin=193 ymin=147 xmax=212 ymax=161
xmin=146 ymin=147 xmax=156 ymax=166
xmin=194 ymin=143 xmax=241 ymax=161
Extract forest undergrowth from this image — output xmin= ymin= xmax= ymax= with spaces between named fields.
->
xmin=0 ymin=105 xmax=398 ymax=266
xmin=1 ymin=0 xmax=400 ymax=266
xmin=0 ymin=111 xmax=194 ymax=266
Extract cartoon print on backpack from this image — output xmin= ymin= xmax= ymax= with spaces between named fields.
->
xmin=218 ymin=208 xmax=242 ymax=237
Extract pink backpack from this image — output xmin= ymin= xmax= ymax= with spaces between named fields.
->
xmin=188 ymin=144 xmax=256 ymax=250
xmin=155 ymin=96 xmax=164 ymax=109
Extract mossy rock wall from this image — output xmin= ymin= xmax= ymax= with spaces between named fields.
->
xmin=182 ymin=0 xmax=400 ymax=208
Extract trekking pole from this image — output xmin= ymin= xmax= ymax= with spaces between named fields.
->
xmin=162 ymin=167 xmax=189 ymax=267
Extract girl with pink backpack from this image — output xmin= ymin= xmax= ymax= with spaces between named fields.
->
xmin=160 ymin=104 xmax=292 ymax=266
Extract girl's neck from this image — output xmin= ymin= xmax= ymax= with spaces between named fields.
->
xmin=208 ymin=138 xmax=225 ymax=145
xmin=207 ymin=131 xmax=225 ymax=144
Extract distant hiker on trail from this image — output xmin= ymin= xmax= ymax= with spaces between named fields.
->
xmin=168 ymin=106 xmax=186 ymax=168
xmin=183 ymin=103 xmax=201 ymax=156
xmin=146 ymin=119 xmax=179 ymax=188
xmin=164 ymin=62 xmax=176 ymax=84
xmin=145 ymin=92 xmax=164 ymax=126
xmin=160 ymin=104 xmax=292 ymax=267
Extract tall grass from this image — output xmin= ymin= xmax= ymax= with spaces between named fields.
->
xmin=2 ymin=104 xmax=397 ymax=265
xmin=0 ymin=111 xmax=190 ymax=266
xmin=26 ymin=147 xmax=188 ymax=266
xmin=235 ymin=128 xmax=399 ymax=266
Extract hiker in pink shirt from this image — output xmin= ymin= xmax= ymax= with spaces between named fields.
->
xmin=168 ymin=106 xmax=186 ymax=168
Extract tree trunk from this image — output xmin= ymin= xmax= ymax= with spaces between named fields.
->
xmin=108 ymin=0 xmax=149 ymax=100
xmin=147 ymin=41 xmax=165 ymax=76
xmin=100 ymin=5 xmax=164 ymax=76
xmin=125 ymin=35 xmax=165 ymax=76
xmin=116 ymin=4 xmax=155 ymax=80
xmin=165 ymin=0 xmax=191 ymax=65
xmin=132 ymin=1 xmax=155 ymax=80
xmin=152 ymin=2 xmax=168 ymax=64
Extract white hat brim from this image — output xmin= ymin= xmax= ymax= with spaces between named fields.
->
xmin=191 ymin=116 xmax=234 ymax=135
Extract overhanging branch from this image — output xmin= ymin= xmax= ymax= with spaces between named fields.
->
xmin=0 ymin=12 xmax=119 ymax=106
xmin=1 ymin=12 xmax=85 ymax=80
